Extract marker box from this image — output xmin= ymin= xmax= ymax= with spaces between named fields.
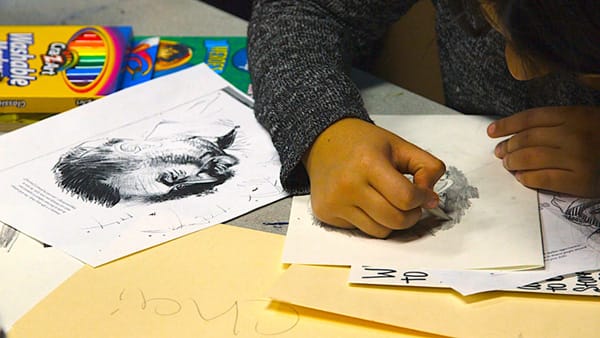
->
xmin=120 ymin=36 xmax=251 ymax=95
xmin=0 ymin=25 xmax=132 ymax=113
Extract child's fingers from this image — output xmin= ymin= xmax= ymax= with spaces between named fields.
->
xmin=516 ymin=169 xmax=600 ymax=198
xmin=494 ymin=127 xmax=561 ymax=158
xmin=369 ymin=161 xmax=436 ymax=211
xmin=361 ymin=187 xmax=424 ymax=230
xmin=488 ymin=108 xmax=564 ymax=137
xmin=502 ymin=147 xmax=569 ymax=171
xmin=346 ymin=206 xmax=394 ymax=239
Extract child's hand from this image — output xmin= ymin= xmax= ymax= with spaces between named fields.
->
xmin=488 ymin=106 xmax=600 ymax=197
xmin=303 ymin=118 xmax=445 ymax=238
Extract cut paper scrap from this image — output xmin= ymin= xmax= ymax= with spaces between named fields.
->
xmin=9 ymin=224 xmax=439 ymax=338
xmin=269 ymin=264 xmax=600 ymax=338
xmin=0 ymin=222 xmax=82 ymax=331
xmin=349 ymin=265 xmax=600 ymax=296
xmin=282 ymin=115 xmax=543 ymax=270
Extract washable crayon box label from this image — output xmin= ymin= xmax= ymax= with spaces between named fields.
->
xmin=0 ymin=25 xmax=132 ymax=113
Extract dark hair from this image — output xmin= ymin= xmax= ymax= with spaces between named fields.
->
xmin=53 ymin=138 xmax=128 ymax=207
xmin=450 ymin=0 xmax=600 ymax=75
xmin=53 ymin=128 xmax=240 ymax=208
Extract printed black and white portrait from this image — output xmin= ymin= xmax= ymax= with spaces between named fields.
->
xmin=547 ymin=196 xmax=600 ymax=251
xmin=0 ymin=67 xmax=289 ymax=267
xmin=53 ymin=126 xmax=240 ymax=207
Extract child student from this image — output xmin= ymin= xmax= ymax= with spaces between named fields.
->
xmin=247 ymin=0 xmax=600 ymax=238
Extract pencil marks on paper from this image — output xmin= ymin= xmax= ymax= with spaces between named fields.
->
xmin=435 ymin=166 xmax=479 ymax=226
xmin=394 ymin=165 xmax=479 ymax=240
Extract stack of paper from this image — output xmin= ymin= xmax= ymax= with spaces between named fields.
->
xmin=282 ymin=114 xmax=600 ymax=296
xmin=266 ymin=114 xmax=599 ymax=336
xmin=0 ymin=64 xmax=289 ymax=331
xmin=348 ymin=191 xmax=600 ymax=295
xmin=0 ymin=64 xmax=287 ymax=267
xmin=269 ymin=264 xmax=600 ymax=337
xmin=3 ymin=65 xmax=599 ymax=338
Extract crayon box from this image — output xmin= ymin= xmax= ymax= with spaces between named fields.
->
xmin=0 ymin=25 xmax=132 ymax=113
xmin=121 ymin=36 xmax=251 ymax=95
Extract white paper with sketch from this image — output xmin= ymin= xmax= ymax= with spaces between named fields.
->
xmin=349 ymin=194 xmax=600 ymax=295
xmin=282 ymin=114 xmax=543 ymax=270
xmin=0 ymin=64 xmax=287 ymax=266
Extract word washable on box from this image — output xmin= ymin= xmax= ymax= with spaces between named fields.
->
xmin=0 ymin=25 xmax=132 ymax=113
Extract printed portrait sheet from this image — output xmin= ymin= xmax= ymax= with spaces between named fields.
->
xmin=282 ymin=115 xmax=543 ymax=270
xmin=349 ymin=193 xmax=600 ymax=295
xmin=0 ymin=64 xmax=287 ymax=266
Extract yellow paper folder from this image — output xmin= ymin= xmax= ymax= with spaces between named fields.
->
xmin=9 ymin=224 xmax=432 ymax=338
xmin=269 ymin=264 xmax=600 ymax=338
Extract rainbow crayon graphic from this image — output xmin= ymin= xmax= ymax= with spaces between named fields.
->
xmin=62 ymin=27 xmax=127 ymax=95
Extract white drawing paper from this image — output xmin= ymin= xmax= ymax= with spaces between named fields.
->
xmin=348 ymin=193 xmax=600 ymax=296
xmin=348 ymin=194 xmax=600 ymax=295
xmin=442 ymin=193 xmax=600 ymax=294
xmin=436 ymin=193 xmax=600 ymax=294
xmin=0 ymin=64 xmax=287 ymax=266
xmin=282 ymin=115 xmax=543 ymax=270
xmin=0 ymin=222 xmax=82 ymax=331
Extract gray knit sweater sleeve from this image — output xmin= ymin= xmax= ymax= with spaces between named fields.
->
xmin=247 ymin=0 xmax=417 ymax=194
